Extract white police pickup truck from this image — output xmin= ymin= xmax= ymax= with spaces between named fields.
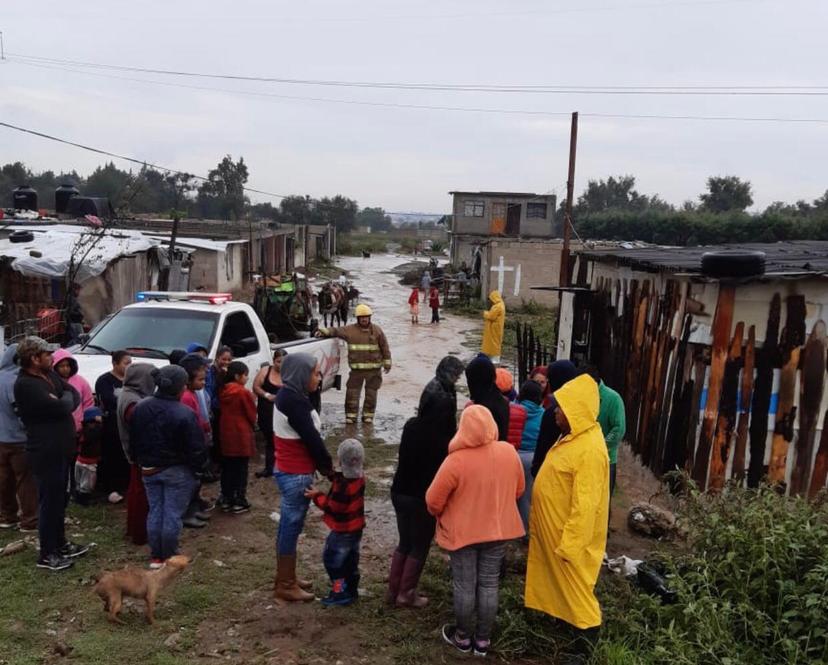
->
xmin=72 ymin=291 xmax=343 ymax=391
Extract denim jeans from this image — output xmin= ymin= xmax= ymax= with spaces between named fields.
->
xmin=142 ymin=465 xmax=198 ymax=560
xmin=323 ymin=530 xmax=362 ymax=593
xmin=274 ymin=471 xmax=313 ymax=555
xmin=517 ymin=450 xmax=535 ymax=532
xmin=449 ymin=541 xmax=507 ymax=641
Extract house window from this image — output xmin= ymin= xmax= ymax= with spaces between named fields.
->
xmin=464 ymin=200 xmax=485 ymax=217
xmin=527 ymin=202 xmax=548 ymax=219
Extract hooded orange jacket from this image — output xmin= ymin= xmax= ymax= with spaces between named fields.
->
xmin=425 ymin=405 xmax=525 ymax=551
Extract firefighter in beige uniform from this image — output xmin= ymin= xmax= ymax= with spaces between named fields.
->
xmin=316 ymin=304 xmax=391 ymax=424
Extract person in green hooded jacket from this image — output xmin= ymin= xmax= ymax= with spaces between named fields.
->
xmin=583 ymin=365 xmax=625 ymax=496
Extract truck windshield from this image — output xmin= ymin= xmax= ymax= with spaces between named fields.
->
xmin=79 ymin=308 xmax=219 ymax=358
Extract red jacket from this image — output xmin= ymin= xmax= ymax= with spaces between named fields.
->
xmin=506 ymin=402 xmax=527 ymax=449
xmin=219 ymin=382 xmax=257 ymax=457
xmin=408 ymin=290 xmax=419 ymax=306
xmin=429 ymin=288 xmax=440 ymax=308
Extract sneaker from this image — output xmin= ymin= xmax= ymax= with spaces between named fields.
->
xmin=473 ymin=638 xmax=491 ymax=657
xmin=345 ymin=417 xmax=356 ymax=425
xmin=0 ymin=520 xmax=19 ymax=529
xmin=231 ymin=499 xmax=251 ymax=514
xmin=217 ymin=496 xmax=233 ymax=512
xmin=183 ymin=516 xmax=208 ymax=528
xmin=37 ymin=554 xmax=74 ymax=571
xmin=108 ymin=492 xmax=124 ymax=504
xmin=194 ymin=511 xmax=211 ymax=521
xmin=321 ymin=579 xmax=355 ymax=607
xmin=59 ymin=542 xmax=89 ymax=559
xmin=198 ymin=497 xmax=215 ymax=512
xmin=149 ymin=558 xmax=166 ymax=570
xmin=19 ymin=525 xmax=38 ymax=534
xmin=362 ymin=416 xmax=374 ymax=424
xmin=442 ymin=625 xmax=472 ymax=654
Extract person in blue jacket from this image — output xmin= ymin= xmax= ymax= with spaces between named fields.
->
xmin=517 ymin=380 xmax=545 ymax=532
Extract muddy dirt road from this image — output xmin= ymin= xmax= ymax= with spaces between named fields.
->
xmin=319 ymin=253 xmax=482 ymax=437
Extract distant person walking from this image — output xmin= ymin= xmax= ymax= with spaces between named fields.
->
xmin=429 ymin=285 xmax=441 ymax=324
xmin=421 ymin=270 xmax=432 ymax=303
xmin=481 ymin=291 xmax=506 ymax=364
xmin=407 ymin=287 xmax=420 ymax=325
xmin=14 ymin=336 xmax=88 ymax=571
xmin=525 ymin=374 xmax=609 ymax=664
xmin=0 ymin=344 xmax=37 ymax=534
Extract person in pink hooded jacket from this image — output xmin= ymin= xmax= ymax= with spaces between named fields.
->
xmin=52 ymin=349 xmax=95 ymax=433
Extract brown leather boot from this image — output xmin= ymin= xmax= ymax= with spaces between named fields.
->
xmin=296 ymin=577 xmax=313 ymax=591
xmin=274 ymin=554 xmax=315 ymax=602
xmin=395 ymin=557 xmax=429 ymax=608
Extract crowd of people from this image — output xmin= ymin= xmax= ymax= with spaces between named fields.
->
xmin=0 ymin=295 xmax=625 ymax=661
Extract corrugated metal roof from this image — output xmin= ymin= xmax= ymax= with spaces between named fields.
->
xmin=578 ymin=241 xmax=828 ymax=277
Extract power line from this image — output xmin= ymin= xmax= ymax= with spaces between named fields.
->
xmin=0 ymin=121 xmax=446 ymax=216
xmin=7 ymin=52 xmax=828 ymax=97
xmin=9 ymin=59 xmax=828 ymax=126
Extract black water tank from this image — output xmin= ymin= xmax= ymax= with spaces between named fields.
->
xmin=55 ymin=183 xmax=80 ymax=213
xmin=12 ymin=185 xmax=38 ymax=211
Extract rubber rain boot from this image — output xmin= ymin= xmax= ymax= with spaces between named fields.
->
xmin=395 ymin=557 xmax=429 ymax=608
xmin=386 ymin=550 xmax=407 ymax=605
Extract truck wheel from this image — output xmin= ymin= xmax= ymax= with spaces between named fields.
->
xmin=701 ymin=250 xmax=766 ymax=278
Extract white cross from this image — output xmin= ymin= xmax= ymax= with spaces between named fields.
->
xmin=490 ymin=255 xmax=514 ymax=294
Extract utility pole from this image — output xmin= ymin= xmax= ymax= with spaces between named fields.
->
xmin=559 ymin=111 xmax=579 ymax=288
xmin=1 ymin=32 xmax=5 ymax=60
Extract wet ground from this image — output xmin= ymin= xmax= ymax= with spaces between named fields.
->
xmin=0 ymin=253 xmax=666 ymax=665
xmin=315 ymin=252 xmax=482 ymax=440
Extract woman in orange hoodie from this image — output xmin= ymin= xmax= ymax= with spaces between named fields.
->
xmin=425 ymin=405 xmax=525 ymax=657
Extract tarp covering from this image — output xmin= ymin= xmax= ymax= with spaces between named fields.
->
xmin=0 ymin=226 xmax=160 ymax=282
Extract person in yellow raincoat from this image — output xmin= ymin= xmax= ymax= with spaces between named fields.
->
xmin=481 ymin=291 xmax=506 ymax=363
xmin=525 ymin=373 xmax=609 ymax=661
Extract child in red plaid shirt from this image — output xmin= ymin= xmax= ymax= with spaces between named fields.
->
xmin=305 ymin=438 xmax=365 ymax=606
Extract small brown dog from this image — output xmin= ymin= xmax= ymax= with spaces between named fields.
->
xmin=94 ymin=555 xmax=190 ymax=624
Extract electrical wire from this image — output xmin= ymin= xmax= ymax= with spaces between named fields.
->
xmin=7 ymin=52 xmax=828 ymax=96
xmin=8 ymin=59 xmax=828 ymax=125
xmin=0 ymin=121 xmax=446 ymax=216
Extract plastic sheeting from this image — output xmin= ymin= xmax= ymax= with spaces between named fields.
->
xmin=0 ymin=228 xmax=160 ymax=282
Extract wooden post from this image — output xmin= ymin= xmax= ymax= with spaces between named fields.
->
xmin=559 ymin=111 xmax=579 ymax=288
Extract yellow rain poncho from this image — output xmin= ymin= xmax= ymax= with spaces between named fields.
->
xmin=525 ymin=374 xmax=609 ymax=629
xmin=481 ymin=291 xmax=506 ymax=358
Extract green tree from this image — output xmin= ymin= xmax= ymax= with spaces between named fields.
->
xmin=85 ymin=162 xmax=134 ymax=210
xmin=573 ymin=175 xmax=672 ymax=217
xmin=277 ymin=195 xmax=316 ymax=225
xmin=316 ymin=195 xmax=358 ymax=232
xmin=355 ymin=206 xmax=392 ymax=231
xmin=700 ymin=175 xmax=754 ymax=213
xmin=196 ymin=155 xmax=249 ymax=220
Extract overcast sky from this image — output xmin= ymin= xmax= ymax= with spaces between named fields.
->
xmin=2 ymin=0 xmax=827 ymax=214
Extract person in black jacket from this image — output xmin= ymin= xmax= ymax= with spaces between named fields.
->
xmin=530 ymin=360 xmax=578 ymax=478
xmin=465 ymin=354 xmax=509 ymax=441
xmin=130 ymin=365 xmax=207 ymax=567
xmin=388 ymin=356 xmax=465 ymax=608
xmin=14 ymin=336 xmax=88 ymax=571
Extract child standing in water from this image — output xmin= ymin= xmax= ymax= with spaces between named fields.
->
xmin=408 ymin=287 xmax=420 ymax=325
xmin=305 ymin=439 xmax=366 ymax=606
xmin=429 ymin=285 xmax=441 ymax=324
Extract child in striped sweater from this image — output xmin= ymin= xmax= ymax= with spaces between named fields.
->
xmin=305 ymin=439 xmax=365 ymax=606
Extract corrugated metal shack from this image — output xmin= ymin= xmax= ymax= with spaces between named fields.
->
xmin=557 ymin=241 xmax=828 ymax=496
